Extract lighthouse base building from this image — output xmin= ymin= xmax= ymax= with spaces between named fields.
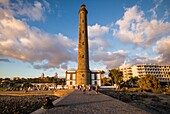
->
xmin=66 ymin=70 xmax=102 ymax=89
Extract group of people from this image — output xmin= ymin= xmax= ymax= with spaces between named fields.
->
xmin=78 ymin=84 xmax=99 ymax=95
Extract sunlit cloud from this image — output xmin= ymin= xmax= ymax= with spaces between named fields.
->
xmin=92 ymin=50 xmax=128 ymax=69
xmin=88 ymin=24 xmax=109 ymax=38
xmin=0 ymin=0 xmax=51 ymax=21
xmin=153 ymin=36 xmax=170 ymax=64
xmin=115 ymin=5 xmax=170 ymax=47
xmin=0 ymin=3 xmax=77 ymax=69
xmin=88 ymin=24 xmax=110 ymax=50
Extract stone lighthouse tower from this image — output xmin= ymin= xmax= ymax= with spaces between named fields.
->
xmin=66 ymin=4 xmax=102 ymax=88
xmin=76 ymin=4 xmax=91 ymax=85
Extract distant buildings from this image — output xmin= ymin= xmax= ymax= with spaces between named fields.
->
xmin=54 ymin=73 xmax=58 ymax=79
xmin=120 ymin=64 xmax=170 ymax=82
xmin=40 ymin=73 xmax=45 ymax=79
xmin=13 ymin=77 xmax=20 ymax=80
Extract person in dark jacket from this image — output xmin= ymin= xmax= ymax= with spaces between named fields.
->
xmin=42 ymin=97 xmax=54 ymax=109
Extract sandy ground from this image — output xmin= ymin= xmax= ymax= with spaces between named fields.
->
xmin=0 ymin=89 xmax=74 ymax=96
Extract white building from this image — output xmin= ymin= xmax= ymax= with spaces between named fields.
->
xmin=120 ymin=64 xmax=170 ymax=82
xmin=66 ymin=70 xmax=102 ymax=89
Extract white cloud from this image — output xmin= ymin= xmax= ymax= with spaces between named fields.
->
xmin=119 ymin=55 xmax=161 ymax=69
xmin=0 ymin=0 xmax=9 ymax=7
xmin=145 ymin=20 xmax=170 ymax=46
xmin=88 ymin=24 xmax=109 ymax=38
xmin=115 ymin=5 xmax=170 ymax=47
xmin=153 ymin=36 xmax=170 ymax=64
xmin=115 ymin=5 xmax=145 ymax=45
xmin=92 ymin=50 xmax=128 ymax=69
xmin=16 ymin=1 xmax=45 ymax=21
xmin=1 ymin=0 xmax=51 ymax=21
xmin=88 ymin=24 xmax=110 ymax=50
xmin=0 ymin=5 xmax=77 ymax=69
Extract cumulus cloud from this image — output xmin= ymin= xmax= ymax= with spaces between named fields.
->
xmin=1 ymin=0 xmax=50 ymax=21
xmin=88 ymin=24 xmax=110 ymax=50
xmin=115 ymin=5 xmax=145 ymax=45
xmin=92 ymin=50 xmax=128 ymax=69
xmin=115 ymin=5 xmax=170 ymax=47
xmin=13 ymin=1 xmax=46 ymax=21
xmin=88 ymin=24 xmax=109 ymax=38
xmin=0 ymin=3 xmax=77 ymax=70
xmin=153 ymin=36 xmax=170 ymax=64
xmin=0 ymin=0 xmax=9 ymax=7
xmin=119 ymin=55 xmax=161 ymax=69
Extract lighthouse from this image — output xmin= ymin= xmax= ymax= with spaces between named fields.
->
xmin=76 ymin=4 xmax=91 ymax=85
xmin=66 ymin=5 xmax=102 ymax=88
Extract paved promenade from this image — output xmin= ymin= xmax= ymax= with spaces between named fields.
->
xmin=33 ymin=90 xmax=150 ymax=114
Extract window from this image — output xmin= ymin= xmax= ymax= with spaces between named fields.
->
xmin=95 ymin=81 xmax=97 ymax=85
xmin=82 ymin=42 xmax=84 ymax=45
xmin=94 ymin=74 xmax=97 ymax=80
xmin=70 ymin=74 xmax=72 ymax=80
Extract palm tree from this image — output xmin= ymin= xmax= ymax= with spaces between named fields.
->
xmin=109 ymin=69 xmax=123 ymax=87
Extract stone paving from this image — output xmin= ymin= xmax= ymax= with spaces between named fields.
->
xmin=40 ymin=90 xmax=150 ymax=114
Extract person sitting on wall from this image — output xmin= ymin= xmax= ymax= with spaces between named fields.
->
xmin=42 ymin=97 xmax=54 ymax=109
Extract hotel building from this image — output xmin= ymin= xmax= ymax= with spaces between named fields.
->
xmin=120 ymin=64 xmax=170 ymax=82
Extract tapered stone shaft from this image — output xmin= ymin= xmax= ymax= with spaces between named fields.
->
xmin=76 ymin=4 xmax=91 ymax=85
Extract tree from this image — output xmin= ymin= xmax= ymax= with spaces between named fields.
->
xmin=128 ymin=76 xmax=139 ymax=87
xmin=109 ymin=69 xmax=123 ymax=86
xmin=22 ymin=82 xmax=33 ymax=90
xmin=100 ymin=70 xmax=105 ymax=74
xmin=101 ymin=77 xmax=112 ymax=86
xmin=137 ymin=74 xmax=161 ymax=92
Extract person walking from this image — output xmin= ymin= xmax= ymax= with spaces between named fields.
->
xmin=95 ymin=85 xmax=99 ymax=94
xmin=88 ymin=84 xmax=92 ymax=95
xmin=83 ymin=85 xmax=86 ymax=94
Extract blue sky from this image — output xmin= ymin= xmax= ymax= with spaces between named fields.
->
xmin=0 ymin=0 xmax=170 ymax=78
